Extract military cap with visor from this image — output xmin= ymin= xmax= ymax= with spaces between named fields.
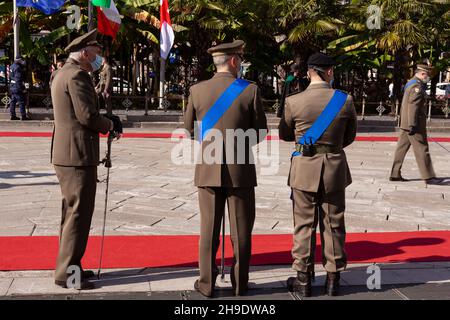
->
xmin=65 ymin=29 xmax=102 ymax=53
xmin=416 ymin=64 xmax=433 ymax=74
xmin=307 ymin=52 xmax=336 ymax=69
xmin=207 ymin=40 xmax=245 ymax=57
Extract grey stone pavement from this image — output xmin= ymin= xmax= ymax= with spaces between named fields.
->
xmin=1 ymin=126 xmax=450 ymax=299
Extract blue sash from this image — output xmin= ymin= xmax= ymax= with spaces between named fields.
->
xmin=200 ymin=79 xmax=251 ymax=141
xmin=292 ymin=90 xmax=348 ymax=156
xmin=404 ymin=79 xmax=418 ymax=91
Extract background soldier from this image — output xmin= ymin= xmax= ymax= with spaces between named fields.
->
xmin=184 ymin=40 xmax=268 ymax=297
xmin=276 ymin=63 xmax=299 ymax=118
xmin=51 ymin=29 xmax=122 ymax=290
xmin=390 ymin=64 xmax=441 ymax=184
xmin=279 ymin=53 xmax=357 ymax=297
xmin=8 ymin=57 xmax=30 ymax=121
xmin=95 ymin=57 xmax=113 ymax=116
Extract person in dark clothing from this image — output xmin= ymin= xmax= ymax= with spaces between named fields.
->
xmin=9 ymin=57 xmax=30 ymax=121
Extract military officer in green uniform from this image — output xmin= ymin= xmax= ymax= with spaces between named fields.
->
xmin=51 ymin=29 xmax=122 ymax=290
xmin=390 ymin=64 xmax=441 ymax=184
xmin=279 ymin=53 xmax=357 ymax=297
xmin=184 ymin=40 xmax=268 ymax=297
xmin=95 ymin=57 xmax=113 ymax=115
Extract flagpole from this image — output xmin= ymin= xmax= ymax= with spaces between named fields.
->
xmin=88 ymin=0 xmax=93 ymax=31
xmin=159 ymin=57 xmax=166 ymax=110
xmin=13 ymin=0 xmax=20 ymax=59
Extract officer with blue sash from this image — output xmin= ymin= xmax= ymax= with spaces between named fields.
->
xmin=390 ymin=64 xmax=440 ymax=184
xmin=279 ymin=53 xmax=357 ymax=297
xmin=184 ymin=40 xmax=268 ymax=297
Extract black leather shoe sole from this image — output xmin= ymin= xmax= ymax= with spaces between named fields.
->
xmin=83 ymin=270 xmax=96 ymax=279
xmin=425 ymin=178 xmax=443 ymax=184
xmin=55 ymin=279 xmax=95 ymax=290
xmin=389 ymin=177 xmax=408 ymax=182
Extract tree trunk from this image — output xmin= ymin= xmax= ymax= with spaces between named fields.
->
xmin=194 ymin=26 xmax=213 ymax=81
xmin=393 ymin=49 xmax=408 ymax=102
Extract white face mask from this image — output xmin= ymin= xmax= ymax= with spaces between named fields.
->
xmin=90 ymin=55 xmax=103 ymax=72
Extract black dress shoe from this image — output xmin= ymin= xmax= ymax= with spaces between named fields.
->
xmin=82 ymin=270 xmax=96 ymax=279
xmin=425 ymin=177 xmax=444 ymax=185
xmin=21 ymin=116 xmax=31 ymax=121
xmin=287 ymin=271 xmax=312 ymax=297
xmin=389 ymin=176 xmax=408 ymax=182
xmin=55 ymin=279 xmax=95 ymax=290
xmin=10 ymin=116 xmax=20 ymax=120
xmin=324 ymin=272 xmax=340 ymax=296
xmin=194 ymin=279 xmax=213 ymax=298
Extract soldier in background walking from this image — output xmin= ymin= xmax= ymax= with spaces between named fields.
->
xmin=390 ymin=64 xmax=441 ymax=184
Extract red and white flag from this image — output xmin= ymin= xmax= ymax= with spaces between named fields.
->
xmin=95 ymin=0 xmax=121 ymax=40
xmin=160 ymin=0 xmax=174 ymax=60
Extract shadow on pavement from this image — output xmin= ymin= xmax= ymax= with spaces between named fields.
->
xmin=0 ymin=171 xmax=55 ymax=179
xmin=0 ymin=170 xmax=56 ymax=189
xmin=0 ymin=182 xmax=58 ymax=189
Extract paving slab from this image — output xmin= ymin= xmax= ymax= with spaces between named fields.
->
xmin=6 ymin=277 xmax=80 ymax=296
xmin=393 ymin=283 xmax=450 ymax=300
xmin=1 ymin=130 xmax=450 ymax=236
xmin=0 ymin=279 xmax=13 ymax=296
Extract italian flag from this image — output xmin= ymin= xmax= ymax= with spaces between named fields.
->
xmin=160 ymin=0 xmax=174 ymax=60
xmin=92 ymin=0 xmax=121 ymax=40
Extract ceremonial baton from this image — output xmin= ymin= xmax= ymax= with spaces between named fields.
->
xmin=97 ymin=131 xmax=116 ymax=279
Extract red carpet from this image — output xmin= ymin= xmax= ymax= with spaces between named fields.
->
xmin=1 ymin=131 xmax=450 ymax=142
xmin=1 ymin=231 xmax=449 ymax=271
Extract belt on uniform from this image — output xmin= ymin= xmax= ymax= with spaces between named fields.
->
xmin=295 ymin=144 xmax=342 ymax=155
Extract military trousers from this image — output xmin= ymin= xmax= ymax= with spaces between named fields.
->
xmin=98 ymin=93 xmax=113 ymax=116
xmin=390 ymin=129 xmax=435 ymax=180
xmin=197 ymin=187 xmax=255 ymax=296
xmin=53 ymin=165 xmax=97 ymax=282
xmin=291 ymin=184 xmax=347 ymax=273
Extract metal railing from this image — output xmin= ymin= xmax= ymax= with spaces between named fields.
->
xmin=2 ymin=91 xmax=450 ymax=123
xmin=357 ymin=98 xmax=450 ymax=121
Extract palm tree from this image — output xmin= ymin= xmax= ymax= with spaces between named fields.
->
xmin=276 ymin=0 xmax=346 ymax=72
xmin=329 ymin=0 xmax=450 ymax=101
